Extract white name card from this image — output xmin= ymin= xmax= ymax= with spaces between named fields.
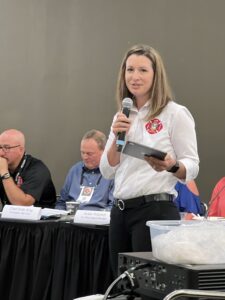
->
xmin=2 ymin=205 xmax=42 ymax=221
xmin=74 ymin=210 xmax=110 ymax=225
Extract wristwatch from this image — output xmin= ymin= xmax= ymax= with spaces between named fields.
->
xmin=1 ymin=172 xmax=11 ymax=180
xmin=167 ymin=161 xmax=180 ymax=173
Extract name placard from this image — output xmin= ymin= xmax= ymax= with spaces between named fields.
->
xmin=74 ymin=210 xmax=110 ymax=225
xmin=2 ymin=205 xmax=42 ymax=221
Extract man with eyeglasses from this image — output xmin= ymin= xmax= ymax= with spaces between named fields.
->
xmin=0 ymin=129 xmax=56 ymax=208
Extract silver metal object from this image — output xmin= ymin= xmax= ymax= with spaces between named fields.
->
xmin=117 ymin=199 xmax=125 ymax=211
xmin=163 ymin=289 xmax=225 ymax=300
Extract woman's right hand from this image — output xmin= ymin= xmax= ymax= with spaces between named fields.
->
xmin=112 ymin=112 xmax=131 ymax=136
xmin=107 ymin=113 xmax=131 ymax=166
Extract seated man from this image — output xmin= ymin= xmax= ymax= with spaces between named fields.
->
xmin=56 ymin=129 xmax=114 ymax=211
xmin=0 ymin=129 xmax=56 ymax=208
xmin=174 ymin=180 xmax=205 ymax=216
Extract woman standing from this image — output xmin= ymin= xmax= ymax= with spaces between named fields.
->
xmin=100 ymin=44 xmax=199 ymax=276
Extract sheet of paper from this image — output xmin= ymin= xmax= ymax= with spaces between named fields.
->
xmin=41 ymin=208 xmax=69 ymax=217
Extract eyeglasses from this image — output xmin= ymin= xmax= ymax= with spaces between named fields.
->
xmin=0 ymin=145 xmax=20 ymax=153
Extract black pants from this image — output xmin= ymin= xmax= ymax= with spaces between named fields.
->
xmin=109 ymin=200 xmax=180 ymax=277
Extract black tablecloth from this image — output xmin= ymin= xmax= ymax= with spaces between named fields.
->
xmin=0 ymin=219 xmax=113 ymax=300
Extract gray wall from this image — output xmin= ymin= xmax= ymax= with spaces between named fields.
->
xmin=1 ymin=0 xmax=225 ymax=202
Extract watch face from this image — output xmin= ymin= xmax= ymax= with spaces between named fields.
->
xmin=1 ymin=173 xmax=11 ymax=180
xmin=168 ymin=162 xmax=179 ymax=173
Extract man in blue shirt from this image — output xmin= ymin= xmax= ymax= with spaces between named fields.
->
xmin=56 ymin=129 xmax=114 ymax=211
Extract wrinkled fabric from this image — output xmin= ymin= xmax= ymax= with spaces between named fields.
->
xmin=174 ymin=182 xmax=203 ymax=215
xmin=208 ymin=177 xmax=225 ymax=217
xmin=0 ymin=220 xmax=113 ymax=300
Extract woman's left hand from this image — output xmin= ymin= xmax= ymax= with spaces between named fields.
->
xmin=144 ymin=154 xmax=176 ymax=172
xmin=145 ymin=154 xmax=186 ymax=179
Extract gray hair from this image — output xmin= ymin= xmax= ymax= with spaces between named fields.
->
xmin=82 ymin=129 xmax=106 ymax=150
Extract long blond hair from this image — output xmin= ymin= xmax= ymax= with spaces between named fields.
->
xmin=116 ymin=44 xmax=174 ymax=120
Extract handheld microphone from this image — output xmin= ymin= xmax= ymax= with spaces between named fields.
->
xmin=116 ymin=97 xmax=133 ymax=152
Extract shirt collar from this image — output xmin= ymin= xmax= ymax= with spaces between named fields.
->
xmin=131 ymin=100 xmax=151 ymax=112
xmin=82 ymin=164 xmax=100 ymax=173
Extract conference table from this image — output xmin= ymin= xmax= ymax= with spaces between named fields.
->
xmin=0 ymin=217 xmax=114 ymax=300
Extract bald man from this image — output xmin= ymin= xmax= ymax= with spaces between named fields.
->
xmin=0 ymin=129 xmax=56 ymax=208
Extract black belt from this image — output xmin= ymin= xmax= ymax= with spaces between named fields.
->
xmin=114 ymin=193 xmax=173 ymax=211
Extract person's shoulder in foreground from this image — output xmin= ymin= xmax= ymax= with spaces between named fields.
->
xmin=0 ymin=128 xmax=56 ymax=208
xmin=56 ymin=129 xmax=114 ymax=211
xmin=208 ymin=177 xmax=225 ymax=217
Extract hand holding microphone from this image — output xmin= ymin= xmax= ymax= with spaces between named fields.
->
xmin=115 ymin=98 xmax=133 ymax=152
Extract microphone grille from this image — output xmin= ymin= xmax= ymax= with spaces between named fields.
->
xmin=122 ymin=97 xmax=133 ymax=109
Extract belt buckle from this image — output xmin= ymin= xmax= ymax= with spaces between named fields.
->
xmin=154 ymin=194 xmax=161 ymax=201
xmin=118 ymin=199 xmax=125 ymax=211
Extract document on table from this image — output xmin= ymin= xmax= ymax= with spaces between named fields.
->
xmin=41 ymin=208 xmax=69 ymax=218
